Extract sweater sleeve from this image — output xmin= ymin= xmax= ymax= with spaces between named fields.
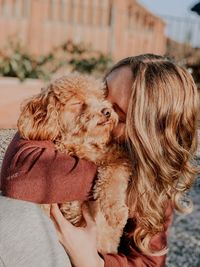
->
xmin=1 ymin=132 xmax=97 ymax=204
xmin=101 ymin=203 xmax=174 ymax=267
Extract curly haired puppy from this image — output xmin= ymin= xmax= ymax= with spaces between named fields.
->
xmin=18 ymin=74 xmax=132 ymax=254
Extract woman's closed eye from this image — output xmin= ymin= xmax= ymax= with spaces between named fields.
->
xmin=71 ymin=102 xmax=87 ymax=114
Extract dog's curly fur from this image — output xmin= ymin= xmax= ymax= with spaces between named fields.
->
xmin=18 ymin=73 xmax=132 ymax=254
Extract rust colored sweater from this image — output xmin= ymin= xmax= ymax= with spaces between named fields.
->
xmin=0 ymin=132 xmax=173 ymax=267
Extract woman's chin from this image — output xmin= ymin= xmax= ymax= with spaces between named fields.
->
xmin=112 ymin=123 xmax=126 ymax=142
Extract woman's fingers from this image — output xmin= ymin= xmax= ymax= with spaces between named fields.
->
xmin=82 ymin=203 xmax=96 ymax=229
xmin=50 ymin=204 xmax=74 ymax=231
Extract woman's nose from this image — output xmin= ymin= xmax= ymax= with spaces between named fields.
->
xmin=101 ymin=108 xmax=111 ymax=118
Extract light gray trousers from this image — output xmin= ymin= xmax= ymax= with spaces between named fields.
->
xmin=0 ymin=194 xmax=72 ymax=267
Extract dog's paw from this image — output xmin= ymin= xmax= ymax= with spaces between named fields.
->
xmin=59 ymin=201 xmax=82 ymax=226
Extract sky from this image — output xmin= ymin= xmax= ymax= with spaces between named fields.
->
xmin=138 ymin=0 xmax=200 ymax=18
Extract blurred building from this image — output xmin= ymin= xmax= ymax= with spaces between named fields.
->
xmin=0 ymin=0 xmax=166 ymax=60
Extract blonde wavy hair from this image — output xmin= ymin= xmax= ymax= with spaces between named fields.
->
xmin=105 ymin=54 xmax=199 ymax=256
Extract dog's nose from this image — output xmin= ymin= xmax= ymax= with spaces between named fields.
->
xmin=101 ymin=108 xmax=111 ymax=118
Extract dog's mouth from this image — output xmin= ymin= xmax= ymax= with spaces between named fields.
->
xmin=97 ymin=118 xmax=113 ymax=126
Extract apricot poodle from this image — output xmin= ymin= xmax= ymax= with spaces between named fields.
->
xmin=18 ymin=73 xmax=132 ymax=253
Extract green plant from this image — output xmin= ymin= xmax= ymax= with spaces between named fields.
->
xmin=0 ymin=40 xmax=112 ymax=81
xmin=0 ymin=42 xmax=54 ymax=81
xmin=69 ymin=54 xmax=112 ymax=74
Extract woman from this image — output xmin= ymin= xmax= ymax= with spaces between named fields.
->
xmin=1 ymin=54 xmax=199 ymax=267
xmin=50 ymin=54 xmax=199 ymax=267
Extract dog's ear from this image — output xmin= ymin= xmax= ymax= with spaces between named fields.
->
xmin=17 ymin=89 xmax=61 ymax=141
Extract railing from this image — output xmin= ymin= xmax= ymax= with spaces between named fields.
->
xmin=161 ymin=15 xmax=200 ymax=47
xmin=0 ymin=0 xmax=30 ymax=18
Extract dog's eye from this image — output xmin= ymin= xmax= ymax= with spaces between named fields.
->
xmin=71 ymin=102 xmax=83 ymax=106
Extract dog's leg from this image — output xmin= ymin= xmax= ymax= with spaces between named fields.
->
xmin=93 ymin=163 xmax=131 ymax=253
xmin=59 ymin=201 xmax=84 ymax=226
xmin=94 ymin=164 xmax=130 ymax=228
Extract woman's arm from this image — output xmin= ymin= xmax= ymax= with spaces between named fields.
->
xmin=50 ymin=203 xmax=104 ymax=267
xmin=50 ymin=202 xmax=173 ymax=267
xmin=100 ymin=233 xmax=167 ymax=267
xmin=0 ymin=132 xmax=97 ymax=203
xmin=101 ymin=203 xmax=173 ymax=267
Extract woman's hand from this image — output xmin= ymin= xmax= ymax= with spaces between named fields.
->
xmin=50 ymin=203 xmax=104 ymax=267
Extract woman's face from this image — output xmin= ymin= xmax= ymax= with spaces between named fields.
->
xmin=105 ymin=66 xmax=133 ymax=141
